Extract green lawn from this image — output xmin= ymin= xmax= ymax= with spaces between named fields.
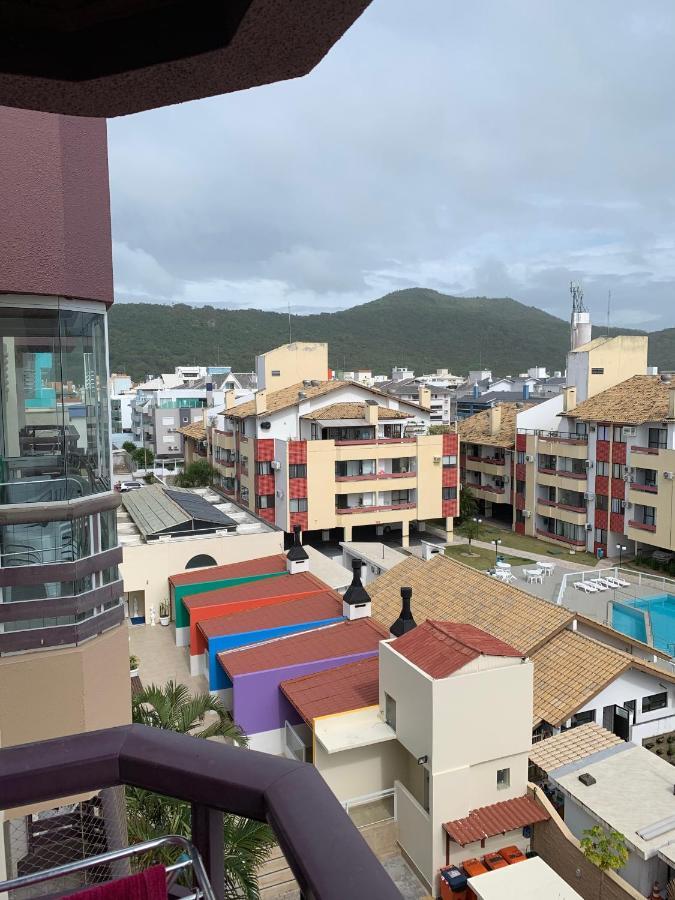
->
xmin=444 ymin=545 xmax=530 ymax=572
xmin=473 ymin=524 xmax=599 ymax=567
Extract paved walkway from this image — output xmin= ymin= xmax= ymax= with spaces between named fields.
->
xmin=128 ymin=620 xmax=208 ymax=694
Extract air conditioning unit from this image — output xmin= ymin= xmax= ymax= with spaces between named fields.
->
xmin=664 ymin=472 xmax=674 ymax=480
xmin=584 ymin=460 xmax=594 ymax=469
xmin=503 ymin=475 xmax=511 ymax=484
xmin=270 ymin=460 xmax=282 ymax=470
xmin=522 ymin=510 xmax=532 ymax=518
xmin=276 ymin=489 xmax=284 ymax=499
xmin=433 ymin=456 xmax=441 ymax=464
xmin=589 ymin=424 xmax=597 ymax=432
xmin=622 ymin=426 xmax=637 ymax=438
xmin=585 ymin=523 xmax=593 ymax=532
xmin=584 ymin=492 xmax=595 ymax=500
xmin=525 ymin=454 xmax=535 ymax=463
xmin=621 ymin=500 xmax=627 ymax=509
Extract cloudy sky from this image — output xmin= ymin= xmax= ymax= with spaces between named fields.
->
xmin=108 ymin=0 xmax=675 ymax=330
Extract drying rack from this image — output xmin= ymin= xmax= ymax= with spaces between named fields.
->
xmin=0 ymin=834 xmax=217 ymax=900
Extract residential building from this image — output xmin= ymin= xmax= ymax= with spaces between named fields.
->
xmin=184 ymin=342 xmax=459 ymax=546
xmin=467 ymin=857 xmax=583 ymax=900
xmin=0 ymin=108 xmax=129 ymax=753
xmin=379 ymin=375 xmax=458 ymax=425
xmin=255 ymin=341 xmax=328 ymax=391
xmin=110 ymin=373 xmax=132 ymax=394
xmin=131 ymin=385 xmax=221 ymax=461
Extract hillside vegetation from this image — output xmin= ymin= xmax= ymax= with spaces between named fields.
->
xmin=108 ymin=288 xmax=666 ymax=381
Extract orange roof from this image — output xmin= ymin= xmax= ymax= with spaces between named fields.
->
xmin=443 ymin=796 xmax=549 ymax=846
xmin=183 ymin=570 xmax=331 ymax=611
xmin=197 ymin=592 xmax=343 ymax=640
xmin=218 ymin=618 xmax=387 ymax=678
xmin=280 ymin=657 xmax=379 ymax=725
xmin=391 ymin=621 xmax=523 ymax=679
xmin=169 ymin=554 xmax=286 ymax=586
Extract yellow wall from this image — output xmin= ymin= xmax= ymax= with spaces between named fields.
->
xmin=627 ymin=449 xmax=675 ymax=550
xmin=586 ymin=336 xmax=648 ymax=399
xmin=313 ymin=730 xmax=407 ymax=804
xmin=256 ymin=342 xmax=329 ymax=391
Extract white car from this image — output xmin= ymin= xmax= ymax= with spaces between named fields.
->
xmin=120 ymin=480 xmax=142 ymax=492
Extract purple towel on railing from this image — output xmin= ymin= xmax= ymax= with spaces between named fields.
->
xmin=65 ymin=865 xmax=167 ymax=900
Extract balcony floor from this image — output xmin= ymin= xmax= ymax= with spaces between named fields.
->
xmin=128 ymin=618 xmax=208 ymax=695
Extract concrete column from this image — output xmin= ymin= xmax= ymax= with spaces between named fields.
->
xmin=343 ymin=524 xmax=352 ymax=541
xmin=444 ymin=516 xmax=454 ymax=540
xmin=321 ymin=530 xmax=330 ymax=541
xmin=401 ymin=521 xmax=409 ymax=548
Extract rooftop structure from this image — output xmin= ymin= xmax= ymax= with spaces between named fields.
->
xmin=280 ymin=656 xmax=379 ymax=725
xmin=120 ymin=484 xmax=236 ymax=540
xmin=565 ymin=373 xmax=674 ymax=425
xmin=443 ymin=795 xmax=549 ymax=847
xmin=467 ymin=856 xmax=583 ymax=900
xmin=528 ymin=723 xmax=623 ymax=776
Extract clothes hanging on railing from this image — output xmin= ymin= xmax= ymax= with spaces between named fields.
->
xmin=65 ymin=864 xmax=167 ymax=900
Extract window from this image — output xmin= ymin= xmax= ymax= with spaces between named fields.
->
xmin=642 ymin=692 xmax=667 ymax=713
xmin=612 ymin=463 xmax=623 ymax=479
xmin=240 ymin=485 xmax=249 ymax=504
xmin=391 ymin=489 xmax=411 ymax=505
xmin=611 ymin=498 xmax=623 ymax=514
xmin=639 ymin=505 xmax=656 ymax=527
xmin=516 ymin=480 xmax=526 ymax=495
xmin=423 ymin=768 xmax=430 ymax=813
xmin=185 ymin=554 xmax=217 ymax=570
xmin=335 ymin=459 xmax=374 ymax=478
xmin=596 ymin=494 xmax=608 ymax=511
xmin=271 ymin=369 xmax=281 ymax=377
xmin=624 ymin=699 xmax=636 ymax=721
xmin=256 ymin=461 xmax=272 ymax=475
xmin=575 ymin=422 xmax=588 ymax=436
xmin=591 ymin=367 xmax=605 ymax=375
xmin=442 ymin=454 xmax=457 ymax=467
xmin=613 ymin=426 xmax=625 ymax=443
xmin=385 ymin=693 xmax=396 ymax=730
xmin=571 ymin=710 xmax=596 ymax=727
xmin=538 ymin=453 xmax=556 ymax=471
xmin=240 ymin=454 xmax=248 ymax=472
xmin=392 ymin=457 xmax=413 ymax=474
xmin=517 ymin=451 xmax=526 ymax=465
xmin=382 ymin=424 xmax=402 ymax=438
xmin=311 ymin=423 xmax=319 ymax=440
xmin=289 ymin=464 xmax=307 ymax=478
xmin=596 ymin=461 xmax=609 ymax=476
xmin=598 ymin=425 xmax=610 ymax=441
xmin=496 ymin=768 xmax=510 ymax=790
xmin=442 ymin=487 xmax=457 ymax=501
xmin=595 ymin=528 xmax=607 ymax=544
xmin=323 ymin=426 xmax=376 ymax=442
xmin=256 ymin=494 xmax=275 ymax=509
xmin=290 ymin=497 xmax=308 ymax=512
xmin=239 ymin=420 xmax=246 ymax=436
xmin=649 ymin=427 xmax=668 ymax=450
xmin=515 ymin=509 xmax=525 ymax=525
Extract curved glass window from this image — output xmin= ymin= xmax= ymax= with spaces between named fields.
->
xmin=0 ymin=304 xmax=111 ymax=504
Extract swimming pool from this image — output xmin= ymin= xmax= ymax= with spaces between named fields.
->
xmin=611 ymin=594 xmax=675 ymax=654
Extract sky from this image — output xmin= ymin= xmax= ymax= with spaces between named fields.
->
xmin=108 ymin=0 xmax=675 ymax=330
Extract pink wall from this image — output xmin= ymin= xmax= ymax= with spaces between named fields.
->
xmin=0 ymin=107 xmax=113 ymax=305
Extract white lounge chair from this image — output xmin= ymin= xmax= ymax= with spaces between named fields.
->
xmin=586 ymin=579 xmax=609 ymax=591
xmin=574 ymin=581 xmax=598 ymax=593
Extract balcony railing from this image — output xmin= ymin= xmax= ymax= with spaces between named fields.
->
xmin=466 ymin=455 xmax=505 ymax=466
xmin=334 ymin=438 xmax=416 ymax=446
xmin=631 ymin=445 xmax=661 ymax=455
xmin=537 ymin=498 xmax=586 ymax=514
xmin=471 ymin=484 xmax=505 ymax=495
xmin=520 ymin=429 xmax=589 ymax=444
xmin=0 ymin=725 xmax=400 ymax=900
xmin=631 ymin=483 xmax=658 ymax=494
xmin=536 ymin=528 xmax=586 ymax=547
xmin=336 ymin=501 xmax=415 ymax=514
xmin=628 ymin=519 xmax=657 ymax=533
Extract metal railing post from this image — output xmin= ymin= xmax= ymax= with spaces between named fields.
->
xmin=191 ymin=804 xmax=224 ymax=900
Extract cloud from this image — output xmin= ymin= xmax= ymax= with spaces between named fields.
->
xmin=108 ymin=0 xmax=675 ymax=332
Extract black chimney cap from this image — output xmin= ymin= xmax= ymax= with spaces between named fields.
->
xmin=287 ymin=524 xmax=309 ymax=562
xmin=390 ymin=586 xmax=416 ymax=637
xmin=343 ymin=558 xmax=371 ymax=606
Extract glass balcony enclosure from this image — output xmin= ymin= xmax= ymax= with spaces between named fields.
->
xmin=0 ymin=301 xmax=111 ymax=504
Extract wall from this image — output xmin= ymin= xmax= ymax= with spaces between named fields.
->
xmin=379 ymin=643 xmax=433 ymax=764
xmin=627 ymin=446 xmax=675 ymax=551
xmin=516 ymin=394 xmax=564 ymax=431
xmin=415 ymin=434 xmax=443 ymax=520
xmin=313 ymin=732 xmax=407 ymax=803
xmin=256 ymin=342 xmax=328 ymax=392
xmin=395 ymin=781 xmax=433 ymax=890
xmin=567 ymin=336 xmax=648 ymax=404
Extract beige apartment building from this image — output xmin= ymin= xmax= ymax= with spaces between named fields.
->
xmin=181 ymin=343 xmax=459 ymax=546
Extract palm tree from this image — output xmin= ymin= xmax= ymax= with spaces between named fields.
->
xmin=128 ymin=680 xmax=275 ymax=899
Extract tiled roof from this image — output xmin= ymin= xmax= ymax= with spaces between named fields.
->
xmin=218 ymin=618 xmax=387 ymax=678
xmin=176 ymin=421 xmax=207 ymax=440
xmin=183 ymin=570 xmax=331 ymax=611
xmin=223 ymin=380 xmax=422 ymax=419
xmin=390 ymin=621 xmax=523 ymax=679
xmin=368 ymin=555 xmax=572 ymax=656
xmin=169 ymin=553 xmax=286 ymax=587
xmin=459 ymin=402 xmax=536 ymax=449
xmin=197 ymin=592 xmax=343 ymax=640
xmin=531 ymin=629 xmax=675 ymax=727
xmin=443 ymin=795 xmax=549 ymax=846
xmin=280 ymin=657 xmax=379 ymax=724
xmin=529 ymin=723 xmax=623 ymax=774
xmin=302 ymin=402 xmax=412 ymax=421
xmin=566 ymin=375 xmax=671 ymax=425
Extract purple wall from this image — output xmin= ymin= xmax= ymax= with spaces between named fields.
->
xmin=0 ymin=107 xmax=113 ymax=305
xmin=231 ymin=651 xmax=378 ymax=736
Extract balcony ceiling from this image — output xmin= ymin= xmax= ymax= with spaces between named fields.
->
xmin=0 ymin=0 xmax=372 ymax=117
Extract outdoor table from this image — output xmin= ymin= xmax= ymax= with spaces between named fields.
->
xmin=525 ymin=568 xmax=544 ymax=584
xmin=537 ymin=561 xmax=555 ymax=576
xmin=495 ymin=561 xmax=511 ymax=570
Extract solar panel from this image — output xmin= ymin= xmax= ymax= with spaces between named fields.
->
xmin=164 ymin=489 xmax=236 ymax=528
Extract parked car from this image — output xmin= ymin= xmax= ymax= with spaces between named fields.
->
xmin=119 ymin=480 xmax=142 ymax=492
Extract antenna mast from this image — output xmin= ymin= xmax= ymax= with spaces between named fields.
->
xmin=569 ymin=281 xmax=592 ymax=350
xmin=288 ymin=298 xmax=292 ymax=344
xmin=607 ymin=289 xmax=611 ymax=335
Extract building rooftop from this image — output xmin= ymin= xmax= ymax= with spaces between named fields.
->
xmin=550 ymin=743 xmax=675 ymax=859
xmin=531 ymin=629 xmax=675 ymax=728
xmin=280 ymin=656 xmax=379 ymax=725
xmin=443 ymin=795 xmax=549 ymax=847
xmin=121 ymin=484 xmax=235 ymax=539
xmin=390 ymin=621 xmax=523 ymax=679
xmin=459 ymin=402 xmax=536 ymax=448
xmin=340 ymin=541 xmax=407 ymax=571
xmin=218 ymin=618 xmax=387 ymax=678
xmin=302 ymin=402 xmax=412 ymax=421
xmin=183 ymin=570 xmax=333 ymax=612
xmin=169 ymin=553 xmax=286 ymax=587
xmin=467 ymin=856 xmax=583 ymax=900
xmin=177 ymin=421 xmax=207 ymax=441
xmin=528 ymin=723 xmax=623 ymax=775
xmin=303 ymin=546 xmax=352 ymax=591
xmin=566 ymin=374 xmax=671 ymax=425
xmin=368 ymin=555 xmax=572 ymax=656
xmin=197 ymin=592 xmax=343 ymax=641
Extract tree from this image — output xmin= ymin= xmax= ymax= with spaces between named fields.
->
xmin=175 ymin=459 xmax=216 ymax=488
xmin=581 ymin=825 xmax=629 ymax=899
xmin=459 ymin=483 xmax=478 ymax=520
xmin=129 ymin=681 xmax=275 ymax=898
xmin=457 ymin=517 xmax=484 ymax=552
xmin=122 ymin=440 xmax=137 ymax=453
xmin=428 ymin=424 xmax=452 ymax=435
xmin=131 ymin=446 xmax=154 ymax=469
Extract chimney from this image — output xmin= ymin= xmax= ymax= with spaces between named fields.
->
xmin=563 ymin=386 xmax=577 ymax=413
xmin=342 ymin=558 xmax=372 ymax=621
xmin=418 ymin=386 xmax=431 ymax=409
xmin=523 ymin=384 xmax=530 ymax=401
xmin=366 ymin=399 xmax=379 ymax=426
xmin=669 ymin=384 xmax=675 ymax=420
xmin=255 ymin=390 xmax=267 ymax=415
xmin=286 ymin=525 xmax=309 ymax=575
xmin=488 ymin=405 xmax=502 ymax=436
xmin=224 ymin=390 xmax=236 ymax=411
xmin=472 ymin=384 xmax=480 ymax=399
xmin=390 ymin=586 xmax=416 ymax=638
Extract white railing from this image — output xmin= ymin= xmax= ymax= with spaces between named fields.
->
xmin=557 ymin=565 xmax=675 ymax=605
xmin=342 ymin=788 xmax=395 ymax=825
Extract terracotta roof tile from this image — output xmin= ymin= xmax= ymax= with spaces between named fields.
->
xmin=169 ymin=553 xmax=286 ymax=586
xmin=217 ymin=618 xmax=387 ymax=678
xmin=390 ymin=621 xmax=523 ymax=679
xmin=368 ymin=555 xmax=572 ymax=656
xmin=176 ymin=421 xmax=207 ymax=441
xmin=197 ymin=592 xmax=343 ymax=640
xmin=443 ymin=795 xmax=549 ymax=846
xmin=529 ymin=723 xmax=623 ymax=774
xmin=567 ymin=375 xmax=672 ymax=425
xmin=183 ymin=570 xmax=331 ymax=611
xmin=280 ymin=657 xmax=379 ymax=724
xmin=459 ymin=402 xmax=536 ymax=449
xmin=302 ymin=402 xmax=412 ymax=421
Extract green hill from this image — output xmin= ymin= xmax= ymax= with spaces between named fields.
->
xmin=108 ymin=288 xmax=667 ymax=382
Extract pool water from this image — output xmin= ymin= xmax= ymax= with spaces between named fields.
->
xmin=611 ymin=594 xmax=675 ymax=654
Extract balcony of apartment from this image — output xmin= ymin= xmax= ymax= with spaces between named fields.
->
xmin=536 ymin=487 xmax=587 ymax=526
xmin=335 ymin=489 xmax=416 ymax=516
xmin=464 ymin=475 xmax=508 ymax=504
xmin=0 ymin=725 xmax=399 ymax=900
xmin=535 ymin=514 xmax=587 ymax=548
xmin=536 ymin=430 xmax=589 ymax=459
xmin=333 ymin=458 xmax=417 ymax=493
xmin=537 ymin=454 xmax=588 ymax=488
xmin=325 ymin=424 xmax=416 ymax=449
xmin=628 ymin=503 xmax=658 ymax=536
xmin=628 ymin=467 xmax=659 ymax=502
xmin=464 ymin=448 xmax=506 ymax=477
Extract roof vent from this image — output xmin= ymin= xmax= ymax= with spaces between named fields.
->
xmin=303 ymin=380 xmax=312 ymax=388
xmin=390 ymin=586 xmax=416 ymax=638
xmin=298 ymin=391 xmax=307 ymax=400
xmin=311 ymin=380 xmax=321 ymax=387
xmin=661 ymin=373 xmax=672 ymax=383
xmin=366 ymin=399 xmax=378 ymax=406
xmin=343 ymin=558 xmax=372 ymax=621
xmin=286 ymin=525 xmax=309 ymax=574
xmin=578 ymin=773 xmax=596 ymax=787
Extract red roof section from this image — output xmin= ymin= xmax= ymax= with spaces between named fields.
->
xmin=169 ymin=553 xmax=286 ymax=586
xmin=280 ymin=657 xmax=379 ymax=725
xmin=197 ymin=592 xmax=343 ymax=640
xmin=218 ymin=618 xmax=387 ymax=678
xmin=443 ymin=796 xmax=549 ymax=846
xmin=391 ymin=621 xmax=523 ymax=679
xmin=184 ymin=571 xmax=330 ymax=611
